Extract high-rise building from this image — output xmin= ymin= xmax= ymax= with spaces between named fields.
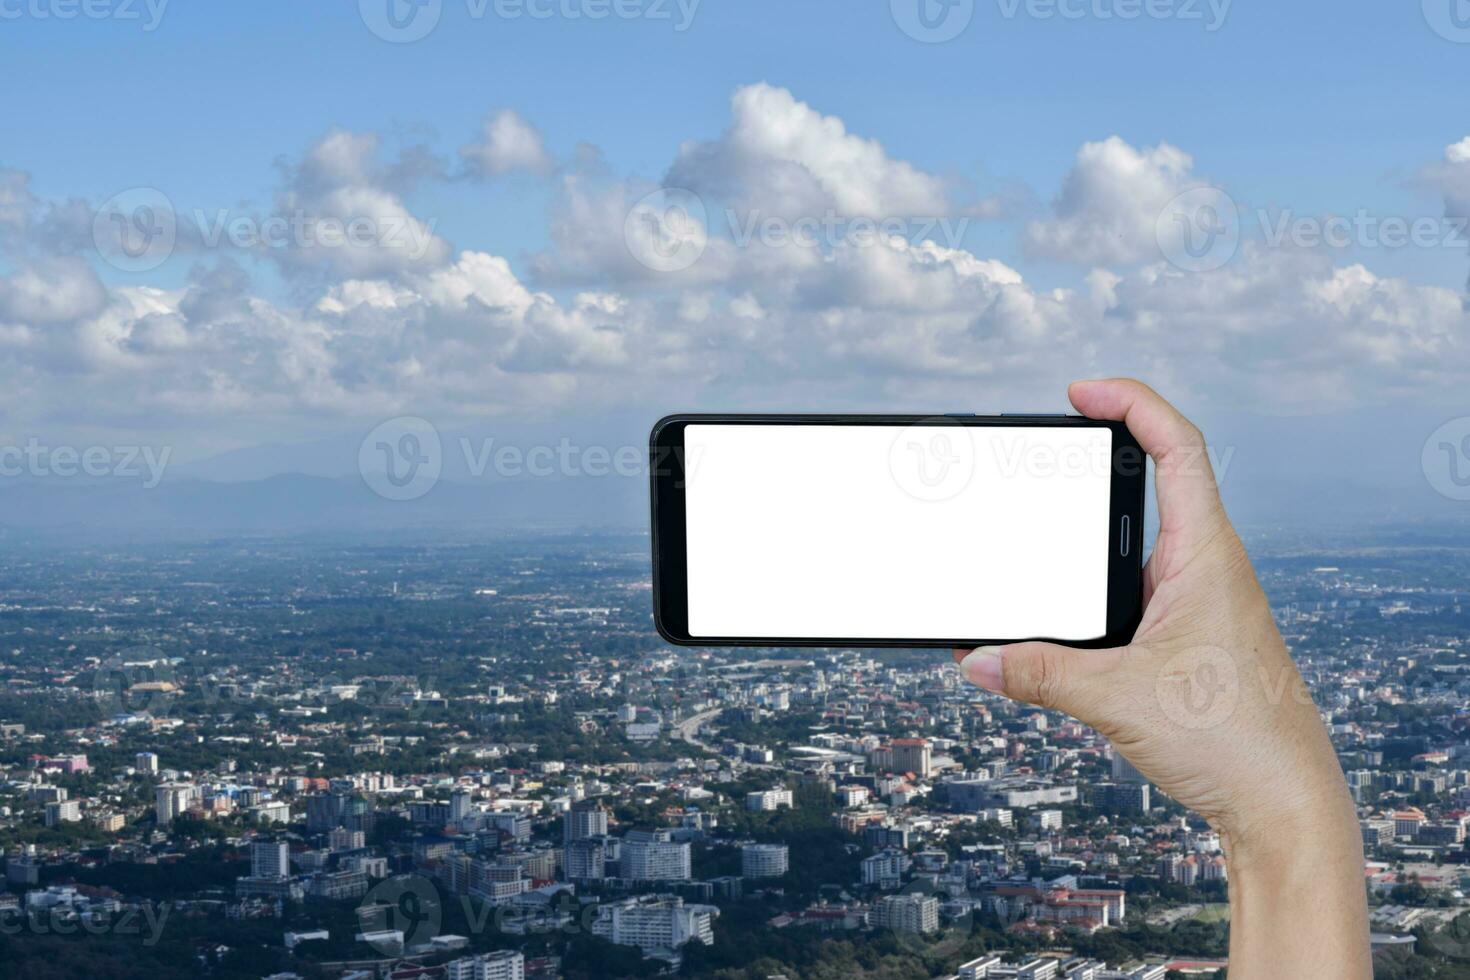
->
xmin=306 ymin=792 xmax=346 ymax=833
xmin=329 ymin=827 xmax=366 ymax=851
xmin=1111 ymin=752 xmax=1148 ymax=784
xmin=565 ymin=839 xmax=606 ymax=880
xmin=135 ymin=752 xmax=159 ymax=775
xmin=871 ymin=893 xmax=939 ymax=934
xmin=621 ymin=829 xmax=691 ymax=880
xmin=251 ymin=840 xmax=290 ymax=880
xmin=450 ymin=788 xmax=473 ymax=822
xmin=155 ymin=782 xmax=196 ymax=824
xmin=861 ymin=849 xmax=907 ymax=888
xmin=565 ymin=799 xmax=610 ymax=843
xmin=889 ymin=739 xmax=933 ymax=778
xmin=44 ymin=800 xmax=81 ymax=826
xmin=740 ymin=844 xmax=789 ymax=878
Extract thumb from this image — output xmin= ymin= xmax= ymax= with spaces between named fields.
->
xmin=954 ymin=643 xmax=1122 ymax=717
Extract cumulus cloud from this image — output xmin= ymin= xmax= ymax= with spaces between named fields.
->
xmin=667 ymin=82 xmax=950 ymax=219
xmin=1024 ymin=136 xmax=1205 ymax=266
xmin=270 ymin=129 xmax=452 ymax=278
xmin=0 ymin=89 xmax=1467 ymax=451
xmin=460 ymin=109 xmax=554 ymax=178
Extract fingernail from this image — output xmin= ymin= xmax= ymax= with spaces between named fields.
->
xmin=958 ymin=646 xmax=1006 ymax=694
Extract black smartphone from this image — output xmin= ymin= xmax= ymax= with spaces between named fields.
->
xmin=649 ymin=414 xmax=1145 ymax=650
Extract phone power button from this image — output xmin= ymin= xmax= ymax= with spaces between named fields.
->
xmin=1119 ymin=515 xmax=1131 ymax=556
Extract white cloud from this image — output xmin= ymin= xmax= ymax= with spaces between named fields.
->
xmin=0 ymin=91 xmax=1467 ymax=451
xmin=271 ymin=129 xmax=452 ymax=278
xmin=667 ymin=82 xmax=950 ymax=219
xmin=460 ymin=109 xmax=554 ymax=178
xmin=1024 ymin=136 xmax=1203 ymax=266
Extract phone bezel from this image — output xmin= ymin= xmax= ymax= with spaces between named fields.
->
xmin=650 ymin=413 xmax=1146 ymax=650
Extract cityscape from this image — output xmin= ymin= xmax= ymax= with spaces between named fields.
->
xmin=0 ymin=523 xmax=1465 ymax=979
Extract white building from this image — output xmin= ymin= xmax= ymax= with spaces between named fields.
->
xmin=621 ymin=829 xmax=690 ymax=881
xmin=745 ymin=789 xmax=794 ymax=812
xmin=251 ymin=840 xmax=290 ymax=879
xmin=135 ymin=752 xmax=159 ymax=774
xmin=861 ymin=850 xmax=908 ymax=889
xmin=155 ymin=782 xmax=196 ymax=824
xmin=445 ymin=949 xmax=525 ymax=980
xmin=591 ymin=896 xmax=717 ymax=955
xmin=44 ymin=800 xmax=81 ymax=826
xmin=740 ymin=844 xmax=789 ymax=878
xmin=871 ymin=893 xmax=939 ymax=934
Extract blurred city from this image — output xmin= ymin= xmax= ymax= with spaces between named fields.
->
xmin=0 ymin=523 xmax=1465 ymax=978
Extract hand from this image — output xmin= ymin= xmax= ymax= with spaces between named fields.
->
xmin=954 ymin=379 xmax=1370 ymax=979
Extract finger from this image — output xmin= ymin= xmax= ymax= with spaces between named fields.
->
xmin=955 ymin=642 xmax=1123 ymax=719
xmin=1067 ymin=378 xmax=1224 ymax=540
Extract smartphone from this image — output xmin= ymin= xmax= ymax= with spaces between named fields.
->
xmin=649 ymin=414 xmax=1145 ymax=649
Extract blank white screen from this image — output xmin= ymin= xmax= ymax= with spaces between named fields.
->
xmin=683 ymin=424 xmax=1113 ymax=641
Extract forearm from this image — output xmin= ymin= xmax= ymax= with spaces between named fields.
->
xmin=1223 ymin=780 xmax=1371 ymax=979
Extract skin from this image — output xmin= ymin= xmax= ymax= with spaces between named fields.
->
xmin=953 ymin=379 xmax=1371 ymax=979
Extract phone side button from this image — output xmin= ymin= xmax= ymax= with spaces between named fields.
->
xmin=1119 ymin=515 xmax=1131 ymax=556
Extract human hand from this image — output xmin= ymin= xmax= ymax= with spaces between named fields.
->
xmin=953 ymin=379 xmax=1369 ymax=978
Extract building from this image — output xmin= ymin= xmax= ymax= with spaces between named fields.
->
xmin=565 ymin=799 xmax=610 ymax=843
xmin=957 ymin=956 xmax=1003 ymax=979
xmin=44 ymin=800 xmax=81 ymax=827
xmin=1110 ymin=752 xmax=1148 ymax=784
xmin=1361 ymin=820 xmax=1395 ymax=847
xmin=1031 ymin=810 xmax=1063 ymax=831
xmin=1393 ymin=808 xmax=1428 ymax=839
xmin=251 ymin=840 xmax=290 ymax=879
xmin=445 ymin=950 xmax=526 ymax=980
xmin=1090 ymin=781 xmax=1151 ymax=814
xmin=154 ymin=782 xmax=196 ymax=824
xmin=591 ymin=896 xmax=717 ymax=956
xmin=135 ymin=752 xmax=159 ymax=774
xmin=329 ymin=826 xmax=366 ymax=851
xmin=745 ymin=788 xmax=794 ymax=812
xmin=565 ymin=839 xmax=606 ymax=880
xmin=870 ymin=893 xmax=939 ymax=934
xmin=621 ymin=830 xmax=691 ymax=881
xmin=741 ymin=844 xmax=789 ymax=878
xmin=308 ymin=869 xmax=369 ymax=900
xmin=861 ymin=849 xmax=908 ymax=889
xmin=888 ymin=738 xmax=933 ymax=778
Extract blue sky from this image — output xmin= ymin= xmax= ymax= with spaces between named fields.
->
xmin=7 ymin=0 xmax=1466 ymax=285
xmin=0 ymin=0 xmax=1468 ymax=507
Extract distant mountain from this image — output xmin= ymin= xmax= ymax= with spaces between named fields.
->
xmin=0 ymin=471 xmax=649 ymax=536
